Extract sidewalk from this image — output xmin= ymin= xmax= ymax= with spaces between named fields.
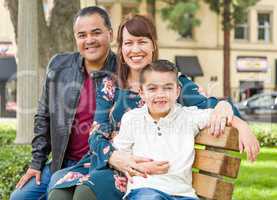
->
xmin=0 ymin=117 xmax=17 ymax=124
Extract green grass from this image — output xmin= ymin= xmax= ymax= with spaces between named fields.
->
xmin=233 ymin=147 xmax=277 ymax=200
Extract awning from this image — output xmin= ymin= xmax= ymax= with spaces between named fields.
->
xmin=175 ymin=56 xmax=203 ymax=77
xmin=0 ymin=56 xmax=17 ymax=82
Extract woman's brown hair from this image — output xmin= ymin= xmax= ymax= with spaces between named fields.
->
xmin=117 ymin=14 xmax=158 ymax=88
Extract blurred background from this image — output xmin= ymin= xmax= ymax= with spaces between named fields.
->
xmin=0 ymin=0 xmax=276 ymax=199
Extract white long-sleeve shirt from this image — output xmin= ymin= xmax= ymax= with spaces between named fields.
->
xmin=113 ymin=104 xmax=213 ymax=198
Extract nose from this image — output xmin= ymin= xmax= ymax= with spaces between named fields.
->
xmin=86 ymin=35 xmax=96 ymax=44
xmin=131 ymin=43 xmax=141 ymax=53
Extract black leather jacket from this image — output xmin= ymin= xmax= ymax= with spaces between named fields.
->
xmin=31 ymin=51 xmax=117 ymax=173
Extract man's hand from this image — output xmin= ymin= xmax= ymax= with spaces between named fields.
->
xmin=16 ymin=168 xmax=41 ymax=189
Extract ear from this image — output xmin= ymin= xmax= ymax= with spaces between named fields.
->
xmin=176 ymin=85 xmax=181 ymax=100
xmin=138 ymin=87 xmax=146 ymax=101
xmin=109 ymin=29 xmax=114 ymax=42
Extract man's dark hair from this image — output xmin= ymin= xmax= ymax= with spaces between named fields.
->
xmin=140 ymin=60 xmax=178 ymax=85
xmin=73 ymin=6 xmax=112 ymax=30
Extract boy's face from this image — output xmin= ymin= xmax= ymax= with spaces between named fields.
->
xmin=139 ymin=71 xmax=180 ymax=120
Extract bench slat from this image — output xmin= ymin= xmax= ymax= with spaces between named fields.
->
xmin=193 ymin=149 xmax=241 ymax=178
xmin=192 ymin=173 xmax=234 ymax=200
xmin=195 ymin=127 xmax=239 ymax=151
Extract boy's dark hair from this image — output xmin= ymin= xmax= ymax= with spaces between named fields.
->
xmin=73 ymin=6 xmax=112 ymax=30
xmin=140 ymin=60 xmax=178 ymax=85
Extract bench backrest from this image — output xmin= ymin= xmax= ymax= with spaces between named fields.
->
xmin=192 ymin=127 xmax=241 ymax=200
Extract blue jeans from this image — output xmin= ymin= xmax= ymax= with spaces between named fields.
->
xmin=126 ymin=188 xmax=199 ymax=200
xmin=9 ymin=160 xmax=78 ymax=200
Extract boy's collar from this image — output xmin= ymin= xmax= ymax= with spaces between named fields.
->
xmin=143 ymin=103 xmax=181 ymax=124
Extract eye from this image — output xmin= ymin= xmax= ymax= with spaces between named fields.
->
xmin=164 ymin=86 xmax=173 ymax=90
xmin=147 ymin=87 xmax=156 ymax=91
xmin=78 ymin=34 xmax=86 ymax=39
xmin=94 ymin=31 xmax=102 ymax=35
xmin=123 ymin=41 xmax=132 ymax=45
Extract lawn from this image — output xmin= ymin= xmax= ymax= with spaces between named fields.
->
xmin=233 ymin=147 xmax=277 ymax=200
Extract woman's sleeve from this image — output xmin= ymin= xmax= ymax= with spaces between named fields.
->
xmin=178 ymin=75 xmax=241 ymax=117
xmin=88 ymin=77 xmax=117 ymax=170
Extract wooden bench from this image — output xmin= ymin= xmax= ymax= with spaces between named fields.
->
xmin=192 ymin=127 xmax=241 ymax=200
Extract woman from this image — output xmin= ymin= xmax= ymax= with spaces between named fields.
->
xmin=48 ymin=15 xmax=259 ymax=200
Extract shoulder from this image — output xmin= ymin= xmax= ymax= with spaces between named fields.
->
xmin=121 ymin=107 xmax=145 ymax=122
xmin=47 ymin=52 xmax=80 ymax=71
xmin=181 ymin=106 xmax=213 ymax=115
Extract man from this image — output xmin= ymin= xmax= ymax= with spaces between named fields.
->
xmin=10 ymin=6 xmax=115 ymax=200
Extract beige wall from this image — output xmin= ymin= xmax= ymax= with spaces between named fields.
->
xmin=0 ymin=0 xmax=16 ymax=55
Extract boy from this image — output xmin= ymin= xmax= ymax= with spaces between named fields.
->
xmin=112 ymin=60 xmax=259 ymax=200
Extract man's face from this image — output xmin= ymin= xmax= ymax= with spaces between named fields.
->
xmin=74 ymin=14 xmax=113 ymax=67
xmin=140 ymin=71 xmax=180 ymax=119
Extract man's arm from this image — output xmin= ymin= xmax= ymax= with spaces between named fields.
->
xmin=16 ymin=56 xmax=56 ymax=188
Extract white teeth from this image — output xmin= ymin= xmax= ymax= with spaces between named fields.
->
xmin=130 ymin=56 xmax=143 ymax=61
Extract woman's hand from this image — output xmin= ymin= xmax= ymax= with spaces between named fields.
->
xmin=136 ymin=161 xmax=169 ymax=175
xmin=108 ymin=151 xmax=153 ymax=179
xmin=209 ymin=100 xmax=233 ymax=136
xmin=237 ymin=121 xmax=260 ymax=162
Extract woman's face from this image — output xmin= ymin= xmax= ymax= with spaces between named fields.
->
xmin=121 ymin=27 xmax=154 ymax=72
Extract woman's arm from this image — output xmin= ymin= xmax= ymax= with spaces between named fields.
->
xmin=230 ymin=116 xmax=260 ymax=161
xmin=88 ymin=77 xmax=117 ymax=170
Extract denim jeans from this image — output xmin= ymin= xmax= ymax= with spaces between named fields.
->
xmin=126 ymin=188 xmax=199 ymax=200
xmin=9 ymin=160 xmax=78 ymax=200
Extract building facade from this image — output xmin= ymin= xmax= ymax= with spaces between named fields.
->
xmin=1 ymin=0 xmax=276 ymax=108
xmin=0 ymin=0 xmax=16 ymax=117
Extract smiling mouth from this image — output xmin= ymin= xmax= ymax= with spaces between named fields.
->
xmin=130 ymin=56 xmax=144 ymax=62
xmin=85 ymin=46 xmax=100 ymax=50
xmin=153 ymin=100 xmax=167 ymax=105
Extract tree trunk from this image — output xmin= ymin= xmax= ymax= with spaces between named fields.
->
xmin=15 ymin=0 xmax=40 ymax=144
xmin=5 ymin=0 xmax=80 ymax=143
xmin=147 ymin=0 xmax=156 ymax=22
xmin=223 ymin=0 xmax=231 ymax=97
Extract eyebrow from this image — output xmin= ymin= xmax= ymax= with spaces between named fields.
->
xmin=146 ymin=83 xmax=175 ymax=87
xmin=76 ymin=28 xmax=102 ymax=35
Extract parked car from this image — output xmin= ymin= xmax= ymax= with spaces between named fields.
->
xmin=236 ymin=92 xmax=277 ymax=123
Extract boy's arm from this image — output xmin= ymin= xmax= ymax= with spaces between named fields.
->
xmin=230 ymin=116 xmax=260 ymax=162
xmin=178 ymin=75 xmax=241 ymax=136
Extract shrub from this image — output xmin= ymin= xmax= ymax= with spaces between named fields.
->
xmin=0 ymin=145 xmax=31 ymax=200
xmin=250 ymin=123 xmax=277 ymax=147
xmin=0 ymin=123 xmax=16 ymax=145
xmin=0 ymin=122 xmax=31 ymax=200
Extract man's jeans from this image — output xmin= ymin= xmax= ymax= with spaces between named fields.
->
xmin=9 ymin=160 xmax=78 ymax=200
xmin=126 ymin=188 xmax=199 ymax=200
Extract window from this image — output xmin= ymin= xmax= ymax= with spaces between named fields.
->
xmin=257 ymin=12 xmax=272 ymax=43
xmin=234 ymin=18 xmax=249 ymax=40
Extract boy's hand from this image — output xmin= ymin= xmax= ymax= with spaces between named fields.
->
xmin=209 ymin=101 xmax=233 ymax=136
xmin=238 ymin=124 xmax=260 ymax=162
